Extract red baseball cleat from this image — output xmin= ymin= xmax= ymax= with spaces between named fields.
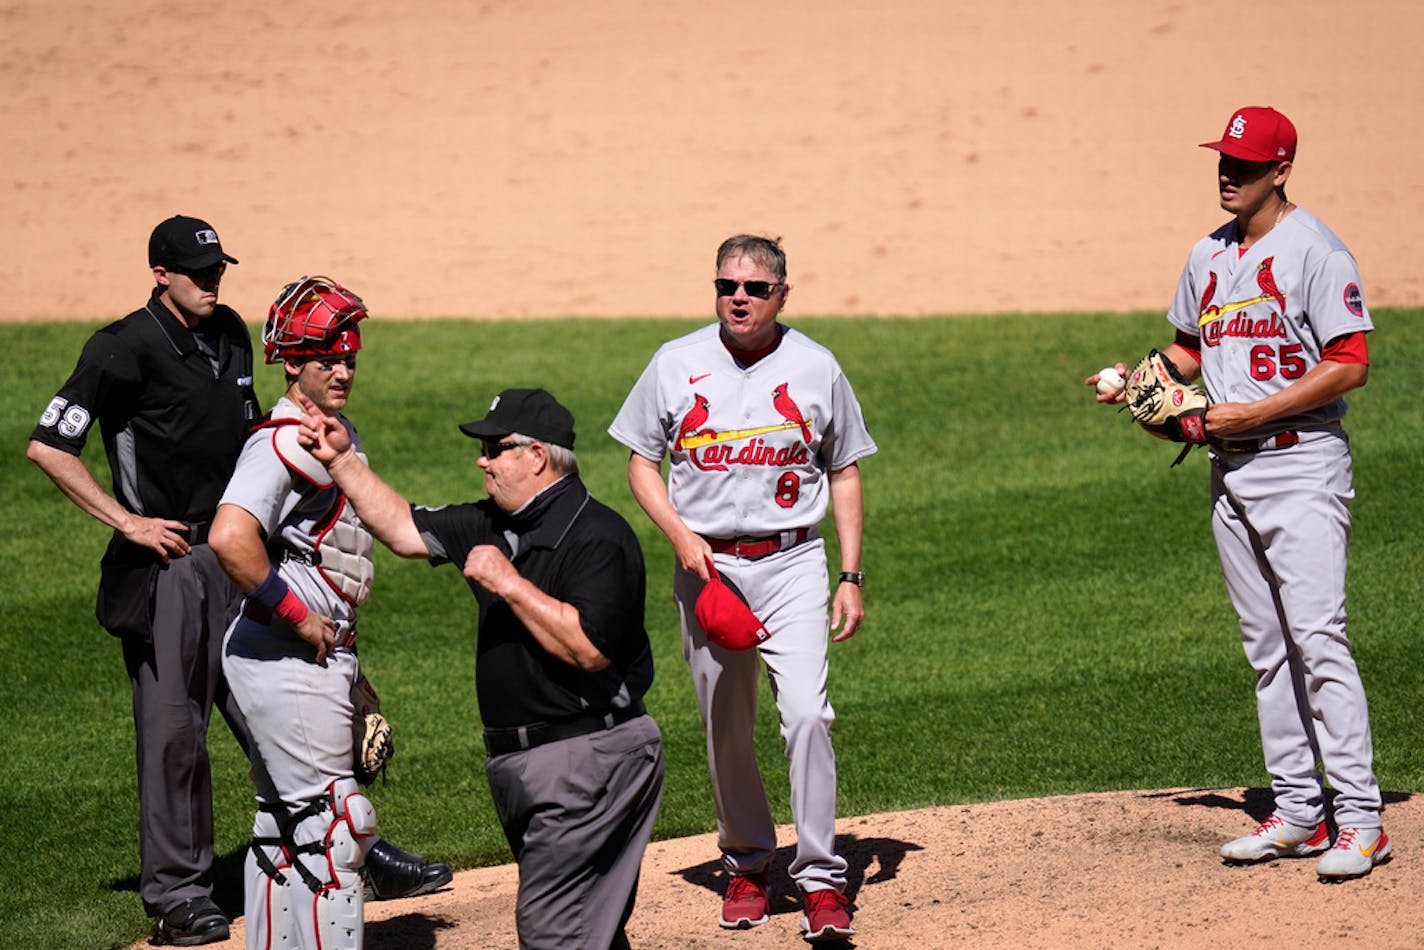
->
xmin=719 ymin=872 xmax=769 ymax=930
xmin=801 ymin=887 xmax=856 ymax=942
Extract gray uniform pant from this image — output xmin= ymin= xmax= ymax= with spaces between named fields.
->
xmin=675 ymin=538 xmax=848 ymax=892
xmin=485 ymin=714 xmax=664 ymax=950
xmin=119 ymin=544 xmax=250 ymax=916
xmin=1210 ymin=430 xmax=1381 ymax=829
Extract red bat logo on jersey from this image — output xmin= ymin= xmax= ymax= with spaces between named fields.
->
xmin=771 ymin=383 xmax=812 ymax=444
xmin=675 ymin=393 xmax=712 ymax=451
xmin=675 ymin=388 xmax=814 ymax=472
xmin=1257 ymin=257 xmax=1286 ymax=314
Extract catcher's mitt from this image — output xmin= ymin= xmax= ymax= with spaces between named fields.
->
xmin=351 ymin=672 xmax=394 ymax=785
xmin=1124 ymin=349 xmax=1209 ymax=458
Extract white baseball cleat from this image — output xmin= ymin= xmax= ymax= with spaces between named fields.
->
xmin=1317 ymin=827 xmax=1392 ymax=881
xmin=1220 ymin=813 xmax=1329 ymax=863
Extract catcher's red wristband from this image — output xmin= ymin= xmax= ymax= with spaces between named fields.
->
xmin=273 ymin=589 xmax=309 ymax=627
xmin=250 ymin=567 xmax=309 ymax=626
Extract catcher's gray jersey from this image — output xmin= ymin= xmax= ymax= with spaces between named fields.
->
xmin=608 ymin=324 xmax=876 ymax=538
xmin=219 ymin=397 xmax=374 ymax=638
xmin=1167 ymin=206 xmax=1373 ymax=440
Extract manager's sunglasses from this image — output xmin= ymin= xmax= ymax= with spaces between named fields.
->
xmin=714 ymin=278 xmax=781 ymax=299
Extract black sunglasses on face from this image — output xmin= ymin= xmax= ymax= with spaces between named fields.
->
xmin=714 ymin=278 xmax=779 ymax=299
xmin=481 ymin=439 xmax=528 ymax=459
xmin=171 ymin=262 xmax=227 ymax=281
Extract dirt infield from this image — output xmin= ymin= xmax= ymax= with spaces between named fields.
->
xmin=148 ymin=787 xmax=1419 ymax=949
xmin=2 ymin=1 xmax=1421 ymax=324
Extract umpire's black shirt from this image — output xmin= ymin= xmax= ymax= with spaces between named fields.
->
xmin=30 ymin=289 xmax=260 ymax=528
xmin=410 ymin=475 xmax=654 ymax=730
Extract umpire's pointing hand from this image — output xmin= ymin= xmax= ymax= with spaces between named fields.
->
xmin=294 ymin=391 xmax=351 ymax=464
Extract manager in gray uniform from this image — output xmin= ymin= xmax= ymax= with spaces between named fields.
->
xmin=299 ymin=387 xmax=664 ymax=950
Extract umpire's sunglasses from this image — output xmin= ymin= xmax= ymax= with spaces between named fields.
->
xmin=714 ymin=278 xmax=780 ymax=299
xmin=480 ymin=438 xmax=532 ymax=460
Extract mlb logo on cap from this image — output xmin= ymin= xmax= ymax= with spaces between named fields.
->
xmin=148 ymin=214 xmax=239 ymax=270
xmin=1200 ymin=106 xmax=1297 ymax=163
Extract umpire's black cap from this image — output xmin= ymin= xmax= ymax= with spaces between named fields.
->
xmin=459 ymin=388 xmax=576 ymax=449
xmin=149 ymin=215 xmax=239 ymax=269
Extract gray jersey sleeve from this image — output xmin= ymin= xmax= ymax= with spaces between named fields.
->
xmin=820 ymin=366 xmax=877 ymax=471
xmin=220 ymin=431 xmax=299 ymax=535
xmin=608 ymin=351 xmax=673 ymax=461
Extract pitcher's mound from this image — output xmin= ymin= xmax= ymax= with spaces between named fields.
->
xmin=190 ymin=787 xmax=1418 ymax=948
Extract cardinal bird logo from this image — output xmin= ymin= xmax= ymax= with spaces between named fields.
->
xmin=675 ymin=394 xmax=711 ymax=451
xmin=1257 ymin=257 xmax=1286 ymax=314
xmin=1198 ymin=272 xmax=1218 ymax=317
xmin=771 ymin=383 xmax=812 ymax=444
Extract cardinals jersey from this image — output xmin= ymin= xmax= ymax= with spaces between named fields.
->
xmin=1166 ymin=207 xmax=1373 ymax=440
xmin=220 ymin=397 xmax=374 ymax=639
xmin=610 ymin=324 xmax=876 ymax=538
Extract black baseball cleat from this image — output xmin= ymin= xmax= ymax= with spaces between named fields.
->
xmin=151 ymin=896 xmax=230 ymax=946
xmin=363 ymin=838 xmax=454 ymax=900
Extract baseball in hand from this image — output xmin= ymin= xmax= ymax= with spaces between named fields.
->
xmin=1096 ymin=366 xmax=1124 ymax=396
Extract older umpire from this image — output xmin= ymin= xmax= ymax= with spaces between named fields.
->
xmin=298 ymin=387 xmax=665 ymax=950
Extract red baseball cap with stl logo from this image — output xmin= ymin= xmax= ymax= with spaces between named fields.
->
xmin=695 ymin=556 xmax=770 ymax=651
xmin=1200 ymin=106 xmax=1297 ymax=163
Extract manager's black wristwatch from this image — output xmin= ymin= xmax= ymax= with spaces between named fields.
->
xmin=838 ymin=571 xmax=865 ymax=587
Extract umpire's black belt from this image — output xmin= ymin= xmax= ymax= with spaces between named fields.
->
xmin=702 ymin=527 xmax=811 ymax=560
xmin=185 ymin=521 xmax=210 ymax=545
xmin=483 ymin=703 xmax=645 ymax=756
xmin=1209 ymin=430 xmax=1299 ymax=454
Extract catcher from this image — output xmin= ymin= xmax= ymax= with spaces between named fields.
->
xmin=211 ymin=277 xmax=449 ymax=950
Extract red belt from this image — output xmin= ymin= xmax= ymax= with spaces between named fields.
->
xmin=1210 ymin=430 xmax=1299 ymax=453
xmin=704 ymin=528 xmax=810 ymax=560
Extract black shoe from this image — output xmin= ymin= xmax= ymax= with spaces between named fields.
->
xmin=363 ymin=838 xmax=454 ymax=901
xmin=151 ymin=896 xmax=230 ymax=946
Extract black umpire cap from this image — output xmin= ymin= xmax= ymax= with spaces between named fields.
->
xmin=459 ymin=388 xmax=577 ymax=449
xmin=149 ymin=215 xmax=239 ymax=270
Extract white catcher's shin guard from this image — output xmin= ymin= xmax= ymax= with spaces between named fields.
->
xmin=249 ymin=779 xmax=377 ymax=950
xmin=314 ymin=778 xmax=377 ymax=950
xmin=245 ymin=808 xmax=304 ymax=950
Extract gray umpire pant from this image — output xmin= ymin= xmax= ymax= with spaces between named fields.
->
xmin=120 ymin=544 xmax=250 ymax=916
xmin=485 ymin=714 xmax=664 ymax=950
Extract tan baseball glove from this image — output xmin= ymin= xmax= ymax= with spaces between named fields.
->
xmin=1123 ymin=349 xmax=1209 ymax=464
xmin=351 ymin=672 xmax=394 ymax=785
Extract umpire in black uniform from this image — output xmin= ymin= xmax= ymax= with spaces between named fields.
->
xmin=29 ymin=215 xmax=258 ymax=944
xmin=28 ymin=216 xmax=451 ymax=945
xmin=299 ymin=387 xmax=666 ymax=950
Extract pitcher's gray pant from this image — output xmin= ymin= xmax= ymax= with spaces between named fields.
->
xmin=1211 ymin=430 xmax=1381 ymax=830
xmin=120 ymin=544 xmax=250 ymax=916
xmin=485 ymin=714 xmax=664 ymax=950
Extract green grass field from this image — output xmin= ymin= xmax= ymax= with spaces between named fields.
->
xmin=3 ymin=311 xmax=1422 ymax=948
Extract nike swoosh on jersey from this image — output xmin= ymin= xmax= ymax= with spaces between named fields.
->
xmin=689 ymin=373 xmax=711 ymax=384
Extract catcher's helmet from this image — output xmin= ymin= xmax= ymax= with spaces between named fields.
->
xmin=263 ymin=276 xmax=368 ymax=364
